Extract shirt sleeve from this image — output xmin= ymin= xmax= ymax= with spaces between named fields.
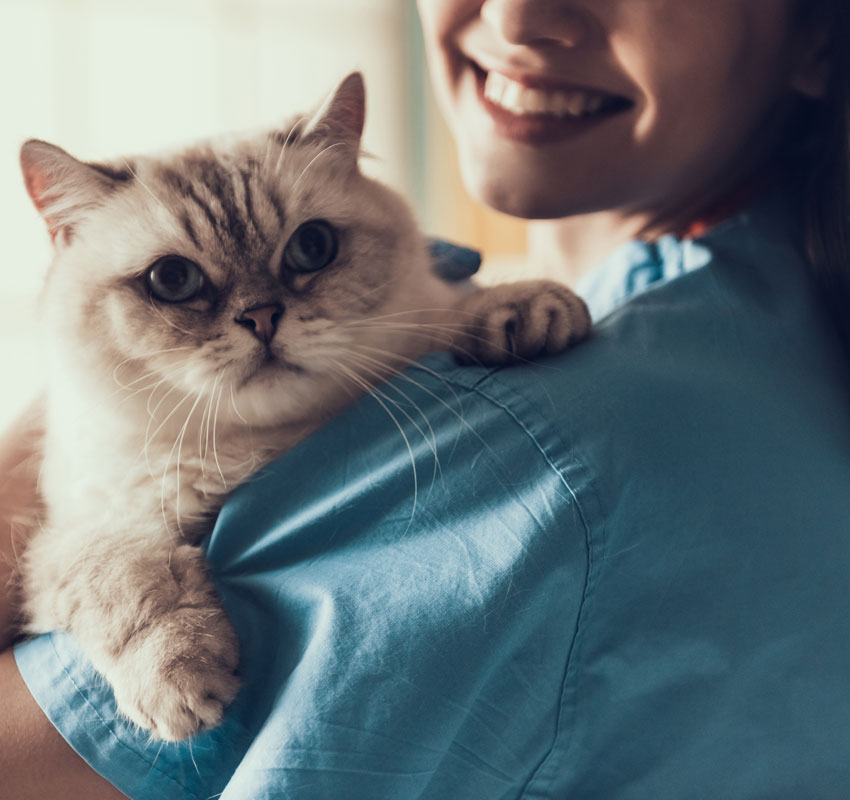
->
xmin=15 ymin=352 xmax=595 ymax=800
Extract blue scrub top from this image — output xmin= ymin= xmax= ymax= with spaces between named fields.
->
xmin=15 ymin=185 xmax=850 ymax=799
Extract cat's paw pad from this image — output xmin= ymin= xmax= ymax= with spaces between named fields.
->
xmin=453 ymin=280 xmax=591 ymax=365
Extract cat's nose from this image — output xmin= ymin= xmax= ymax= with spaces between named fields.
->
xmin=235 ymin=303 xmax=284 ymax=344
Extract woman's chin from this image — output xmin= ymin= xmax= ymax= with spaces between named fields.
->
xmin=457 ymin=146 xmax=571 ymax=219
xmin=461 ymin=165 xmax=579 ymax=220
xmin=458 ymin=146 xmax=643 ymax=221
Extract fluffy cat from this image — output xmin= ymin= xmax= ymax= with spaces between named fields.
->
xmin=17 ymin=72 xmax=590 ymax=741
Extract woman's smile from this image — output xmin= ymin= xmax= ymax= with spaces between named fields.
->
xmin=470 ymin=61 xmax=634 ymax=144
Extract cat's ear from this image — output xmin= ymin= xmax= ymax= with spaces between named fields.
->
xmin=20 ymin=139 xmax=130 ymax=244
xmin=299 ymin=72 xmax=366 ymax=157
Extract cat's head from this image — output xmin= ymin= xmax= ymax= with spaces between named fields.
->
xmin=22 ymin=73 xmax=434 ymax=428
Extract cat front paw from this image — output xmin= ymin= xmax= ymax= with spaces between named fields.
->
xmin=108 ymin=547 xmax=240 ymax=741
xmin=110 ymin=605 xmax=240 ymax=741
xmin=452 ymin=279 xmax=591 ymax=365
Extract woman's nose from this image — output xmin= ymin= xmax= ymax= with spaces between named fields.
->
xmin=481 ymin=0 xmax=591 ymax=48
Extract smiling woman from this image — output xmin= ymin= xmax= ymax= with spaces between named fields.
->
xmin=4 ymin=0 xmax=850 ymax=798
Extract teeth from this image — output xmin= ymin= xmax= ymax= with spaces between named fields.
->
xmin=563 ymin=92 xmax=587 ymax=116
xmin=584 ymin=94 xmax=605 ymax=114
xmin=483 ymin=71 xmax=613 ymax=118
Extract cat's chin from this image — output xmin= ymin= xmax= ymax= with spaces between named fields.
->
xmin=228 ymin=363 xmax=336 ymax=429
xmin=243 ymin=354 xmax=308 ymax=384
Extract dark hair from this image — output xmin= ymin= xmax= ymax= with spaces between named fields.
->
xmin=799 ymin=0 xmax=850 ymax=358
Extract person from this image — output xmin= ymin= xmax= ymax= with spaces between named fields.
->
xmin=3 ymin=0 xmax=850 ymax=797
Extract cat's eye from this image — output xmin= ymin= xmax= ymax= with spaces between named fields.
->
xmin=283 ymin=221 xmax=338 ymax=273
xmin=147 ymin=256 xmax=205 ymax=303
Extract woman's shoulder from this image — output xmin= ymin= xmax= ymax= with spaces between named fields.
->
xmin=449 ymin=213 xmax=850 ymax=536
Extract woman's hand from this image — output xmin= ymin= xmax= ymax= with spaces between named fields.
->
xmin=0 ymin=399 xmax=44 ymax=651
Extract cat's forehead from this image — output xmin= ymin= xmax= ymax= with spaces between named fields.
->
xmin=137 ymin=136 xmax=352 ymax=267
xmin=142 ymin=146 xmax=277 ymax=264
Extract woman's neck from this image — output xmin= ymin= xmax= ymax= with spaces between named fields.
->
xmin=526 ymin=157 xmax=780 ymax=286
xmin=527 ymin=210 xmax=652 ymax=286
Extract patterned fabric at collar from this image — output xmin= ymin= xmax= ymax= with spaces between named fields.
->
xmin=576 ymin=171 xmax=802 ymax=323
xmin=576 ymin=234 xmax=715 ymax=322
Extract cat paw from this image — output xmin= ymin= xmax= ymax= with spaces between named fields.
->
xmin=452 ymin=279 xmax=591 ymax=365
xmin=108 ymin=547 xmax=240 ymax=741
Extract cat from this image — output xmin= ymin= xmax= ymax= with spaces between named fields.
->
xmin=16 ymin=72 xmax=591 ymax=741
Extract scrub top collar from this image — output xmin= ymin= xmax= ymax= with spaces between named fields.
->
xmin=577 ymin=180 xmax=803 ymax=323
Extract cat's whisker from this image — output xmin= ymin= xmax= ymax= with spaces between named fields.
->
xmin=351 ymin=342 xmax=502 ymax=461
xmin=343 ymin=351 xmax=442 ymax=487
xmin=149 ymin=739 xmax=167 ymax=773
xmin=228 ymin=382 xmax=249 ymax=426
xmin=346 ymin=321 xmax=479 ymax=361
xmin=113 ymin=365 xmax=181 ymax=401
xmin=198 ymin=387 xmax=212 ymax=480
xmin=322 ymin=366 xmax=367 ymax=404
xmin=329 ymin=359 xmax=420 ymax=536
xmin=345 ymin=319 xmax=472 ymax=333
xmin=147 ymin=298 xmax=199 ymax=337
xmin=343 ymin=319 xmax=474 ymax=355
xmin=112 ymin=368 xmax=160 ymax=396
xmin=122 ymin=160 xmax=171 ymax=217
xmin=112 ymin=346 xmax=196 ymax=371
xmin=350 ymin=277 xmax=397 ymax=305
xmin=144 ymin=375 xmax=187 ymax=422
xmin=126 ymin=356 xmax=196 ymax=391
xmin=344 ymin=319 xmax=483 ymax=346
xmin=211 ymin=377 xmax=227 ymax=491
xmin=143 ymin=387 xmax=192 ymax=474
xmin=121 ymin=373 xmax=186 ymax=417
xmin=272 ymin=117 xmax=308 ymax=177
xmin=290 ymin=142 xmax=346 ymax=197
xmin=346 ymin=350 xmax=446 ymax=455
xmin=147 ymin=372 xmax=195 ymax=419
xmin=344 ymin=321 xmax=458 ymax=350
xmin=111 ymin=347 xmax=196 ymax=390
xmin=188 ymin=738 xmax=201 ymax=778
xmin=116 ymin=360 xmax=198 ymax=406
xmin=146 ymin=391 xmax=188 ymax=488
xmin=339 ymin=349 xmax=406 ymax=383
xmin=111 ymin=358 xmax=160 ymax=392
xmin=142 ymin=385 xmax=178 ymax=445
xmin=199 ymin=392 xmax=210 ymax=479
xmin=1 ymin=511 xmax=35 ymax=574
xmin=349 ymin=318 xmax=532 ymax=365
xmin=261 ymin=133 xmax=275 ymax=175
xmin=199 ymin=372 xmax=223 ymax=480
xmin=346 ymin=307 xmax=483 ymax=324
xmin=167 ymin=385 xmax=209 ymax=537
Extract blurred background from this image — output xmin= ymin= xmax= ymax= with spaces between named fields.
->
xmin=0 ymin=0 xmax=526 ymax=427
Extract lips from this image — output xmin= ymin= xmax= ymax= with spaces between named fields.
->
xmin=469 ymin=62 xmax=633 ymax=145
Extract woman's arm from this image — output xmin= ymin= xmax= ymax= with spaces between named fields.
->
xmin=0 ymin=649 xmax=128 ymax=799
xmin=1 ymin=403 xmax=128 ymax=797
xmin=0 ymin=399 xmax=43 ymax=651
